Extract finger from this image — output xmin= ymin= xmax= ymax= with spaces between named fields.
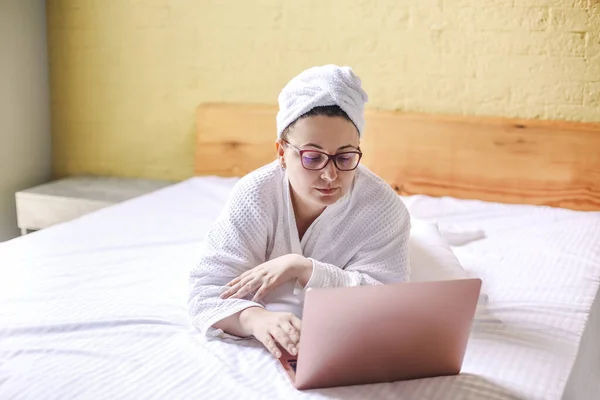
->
xmin=221 ymin=277 xmax=254 ymax=299
xmin=226 ymin=270 xmax=250 ymax=287
xmin=226 ymin=277 xmax=240 ymax=287
xmin=252 ymin=275 xmax=279 ymax=302
xmin=270 ymin=326 xmax=296 ymax=356
xmin=230 ymin=279 xmax=259 ymax=299
xmin=220 ymin=282 xmax=243 ymax=299
xmin=284 ymin=316 xmax=301 ymax=354
xmin=251 ymin=283 xmax=271 ymax=303
xmin=289 ymin=315 xmax=302 ymax=332
xmin=260 ymin=334 xmax=282 ymax=358
xmin=279 ymin=321 xmax=300 ymax=344
xmin=239 ymin=274 xmax=258 ymax=289
xmin=227 ymin=282 xmax=253 ymax=297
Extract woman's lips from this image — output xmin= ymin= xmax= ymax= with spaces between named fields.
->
xmin=316 ymin=188 xmax=339 ymax=195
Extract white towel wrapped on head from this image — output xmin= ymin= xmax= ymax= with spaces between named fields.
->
xmin=276 ymin=64 xmax=369 ymax=138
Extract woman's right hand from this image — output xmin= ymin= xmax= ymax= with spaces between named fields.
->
xmin=240 ymin=307 xmax=302 ymax=358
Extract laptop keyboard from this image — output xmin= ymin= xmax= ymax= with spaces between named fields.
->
xmin=288 ymin=359 xmax=297 ymax=372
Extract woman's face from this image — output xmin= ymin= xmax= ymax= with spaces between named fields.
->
xmin=277 ymin=115 xmax=361 ymax=212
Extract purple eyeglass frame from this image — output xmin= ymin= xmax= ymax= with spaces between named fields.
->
xmin=281 ymin=139 xmax=363 ymax=171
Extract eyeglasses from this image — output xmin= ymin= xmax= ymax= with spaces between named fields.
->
xmin=281 ymin=139 xmax=363 ymax=171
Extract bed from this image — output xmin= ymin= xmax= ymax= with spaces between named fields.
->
xmin=1 ymin=104 xmax=599 ymax=400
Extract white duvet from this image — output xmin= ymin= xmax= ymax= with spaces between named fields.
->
xmin=0 ymin=177 xmax=599 ymax=400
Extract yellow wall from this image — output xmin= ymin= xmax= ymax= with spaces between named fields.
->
xmin=48 ymin=0 xmax=600 ymax=181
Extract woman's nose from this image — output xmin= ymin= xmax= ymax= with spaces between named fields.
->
xmin=321 ymin=161 xmax=338 ymax=182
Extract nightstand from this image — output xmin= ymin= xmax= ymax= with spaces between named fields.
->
xmin=15 ymin=176 xmax=174 ymax=235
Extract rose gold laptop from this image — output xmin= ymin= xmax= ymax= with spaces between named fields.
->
xmin=279 ymin=278 xmax=482 ymax=390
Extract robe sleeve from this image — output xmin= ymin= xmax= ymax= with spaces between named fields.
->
xmin=188 ymin=178 xmax=270 ymax=338
xmin=304 ymin=195 xmax=410 ymax=290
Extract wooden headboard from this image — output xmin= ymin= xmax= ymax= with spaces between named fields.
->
xmin=195 ymin=103 xmax=600 ymax=211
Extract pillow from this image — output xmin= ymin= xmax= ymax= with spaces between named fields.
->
xmin=409 ymin=219 xmax=467 ymax=282
xmin=408 ymin=218 xmax=489 ymax=305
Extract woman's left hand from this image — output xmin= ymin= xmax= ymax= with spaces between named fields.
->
xmin=221 ymin=254 xmax=312 ymax=302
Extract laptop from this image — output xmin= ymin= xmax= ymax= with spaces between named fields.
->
xmin=278 ymin=278 xmax=482 ymax=390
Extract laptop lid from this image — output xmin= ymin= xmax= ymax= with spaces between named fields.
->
xmin=292 ymin=278 xmax=482 ymax=390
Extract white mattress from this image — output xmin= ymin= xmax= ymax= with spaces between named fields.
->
xmin=1 ymin=177 xmax=599 ymax=400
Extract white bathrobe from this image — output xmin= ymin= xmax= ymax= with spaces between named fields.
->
xmin=188 ymin=161 xmax=410 ymax=338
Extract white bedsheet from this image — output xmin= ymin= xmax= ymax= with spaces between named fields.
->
xmin=1 ymin=177 xmax=599 ymax=400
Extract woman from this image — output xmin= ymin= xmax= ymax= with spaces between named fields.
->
xmin=188 ymin=65 xmax=410 ymax=359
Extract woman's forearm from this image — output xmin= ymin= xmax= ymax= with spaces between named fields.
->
xmin=212 ymin=306 xmax=264 ymax=337
xmin=292 ymin=254 xmax=314 ymax=287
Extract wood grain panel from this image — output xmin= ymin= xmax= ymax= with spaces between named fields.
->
xmin=196 ymin=103 xmax=600 ymax=211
